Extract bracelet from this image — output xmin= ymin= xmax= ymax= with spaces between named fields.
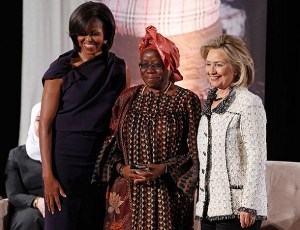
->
xmin=33 ymin=197 xmax=39 ymax=208
xmin=118 ymin=165 xmax=125 ymax=177
xmin=164 ymin=164 xmax=168 ymax=174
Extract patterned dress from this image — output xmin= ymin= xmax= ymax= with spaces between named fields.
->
xmin=93 ymin=85 xmax=201 ymax=230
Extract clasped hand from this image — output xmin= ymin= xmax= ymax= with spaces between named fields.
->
xmin=122 ymin=164 xmax=166 ymax=184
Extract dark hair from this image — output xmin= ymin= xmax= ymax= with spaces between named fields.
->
xmin=69 ymin=1 xmax=115 ymax=52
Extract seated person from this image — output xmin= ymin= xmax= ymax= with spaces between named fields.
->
xmin=5 ymin=102 xmax=44 ymax=230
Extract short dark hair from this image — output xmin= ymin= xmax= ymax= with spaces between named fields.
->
xmin=69 ymin=1 xmax=115 ymax=52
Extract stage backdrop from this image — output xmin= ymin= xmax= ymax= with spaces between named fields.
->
xmin=19 ymin=0 xmax=267 ymax=144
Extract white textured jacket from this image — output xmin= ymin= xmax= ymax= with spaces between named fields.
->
xmin=195 ymin=87 xmax=267 ymax=221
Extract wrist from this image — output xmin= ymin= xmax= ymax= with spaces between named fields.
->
xmin=118 ymin=165 xmax=125 ymax=177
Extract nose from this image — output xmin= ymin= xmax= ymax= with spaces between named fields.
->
xmin=147 ymin=64 xmax=156 ymax=71
xmin=209 ymin=65 xmax=217 ymax=75
xmin=85 ymin=34 xmax=92 ymax=41
xmin=144 ymin=64 xmax=157 ymax=73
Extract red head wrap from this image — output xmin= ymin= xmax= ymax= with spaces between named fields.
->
xmin=138 ymin=25 xmax=183 ymax=82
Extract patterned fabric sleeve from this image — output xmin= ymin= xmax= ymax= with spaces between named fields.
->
xmin=167 ymin=92 xmax=201 ymax=197
xmin=91 ymin=134 xmax=123 ymax=185
xmin=91 ymin=86 xmax=141 ymax=185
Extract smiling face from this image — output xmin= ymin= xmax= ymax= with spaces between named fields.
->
xmin=77 ymin=18 xmax=105 ymax=58
xmin=139 ymin=49 xmax=170 ymax=92
xmin=205 ymin=48 xmax=234 ymax=90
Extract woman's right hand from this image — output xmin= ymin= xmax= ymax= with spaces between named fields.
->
xmin=43 ymin=176 xmax=66 ymax=214
xmin=122 ymin=165 xmax=145 ymax=183
xmin=40 ymin=79 xmax=65 ymax=214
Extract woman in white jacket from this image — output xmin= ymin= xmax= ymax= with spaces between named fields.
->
xmin=195 ymin=34 xmax=267 ymax=230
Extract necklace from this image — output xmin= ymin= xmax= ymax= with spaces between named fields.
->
xmin=142 ymin=82 xmax=172 ymax=94
xmin=213 ymin=89 xmax=230 ymax=101
xmin=162 ymin=82 xmax=172 ymax=93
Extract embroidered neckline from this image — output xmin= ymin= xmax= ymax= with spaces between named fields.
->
xmin=202 ymin=87 xmax=236 ymax=117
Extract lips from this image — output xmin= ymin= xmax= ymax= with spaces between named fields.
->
xmin=210 ymin=76 xmax=221 ymax=81
xmin=83 ymin=43 xmax=95 ymax=48
xmin=144 ymin=73 xmax=161 ymax=79
xmin=146 ymin=76 xmax=159 ymax=80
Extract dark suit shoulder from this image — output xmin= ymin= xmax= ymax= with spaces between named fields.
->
xmin=7 ymin=145 xmax=27 ymax=162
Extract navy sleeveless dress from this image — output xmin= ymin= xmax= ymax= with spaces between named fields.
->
xmin=42 ymin=50 xmax=126 ymax=230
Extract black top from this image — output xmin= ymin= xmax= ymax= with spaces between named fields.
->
xmin=42 ymin=49 xmax=126 ymax=132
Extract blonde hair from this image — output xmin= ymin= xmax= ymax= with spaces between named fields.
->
xmin=200 ymin=34 xmax=254 ymax=87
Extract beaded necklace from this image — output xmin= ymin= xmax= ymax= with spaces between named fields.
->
xmin=142 ymin=81 xmax=172 ymax=95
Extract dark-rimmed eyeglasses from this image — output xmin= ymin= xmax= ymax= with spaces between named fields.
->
xmin=138 ymin=62 xmax=164 ymax=71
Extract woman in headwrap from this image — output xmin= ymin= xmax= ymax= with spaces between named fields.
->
xmin=5 ymin=102 xmax=45 ymax=230
xmin=92 ymin=25 xmax=201 ymax=230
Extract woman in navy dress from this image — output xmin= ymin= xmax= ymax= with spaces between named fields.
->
xmin=39 ymin=2 xmax=131 ymax=230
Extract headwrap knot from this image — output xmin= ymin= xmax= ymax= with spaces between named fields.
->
xmin=139 ymin=25 xmax=183 ymax=82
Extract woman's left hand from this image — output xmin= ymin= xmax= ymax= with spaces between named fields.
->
xmin=240 ymin=211 xmax=256 ymax=228
xmin=133 ymin=164 xmax=166 ymax=184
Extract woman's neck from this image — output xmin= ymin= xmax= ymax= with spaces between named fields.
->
xmin=143 ymin=82 xmax=172 ymax=95
xmin=213 ymin=88 xmax=230 ymax=101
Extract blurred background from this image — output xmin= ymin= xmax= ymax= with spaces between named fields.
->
xmin=0 ymin=0 xmax=297 ymax=198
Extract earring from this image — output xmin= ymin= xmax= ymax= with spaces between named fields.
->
xmin=104 ymin=40 xmax=107 ymax=44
